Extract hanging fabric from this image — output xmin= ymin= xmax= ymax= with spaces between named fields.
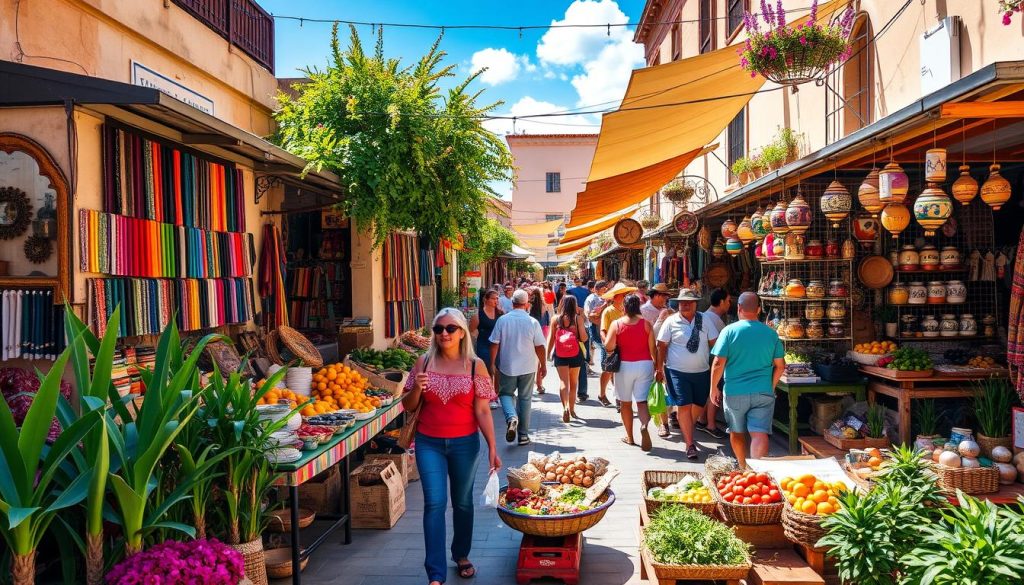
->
xmin=258 ymin=223 xmax=289 ymax=329
xmin=1 ymin=288 xmax=65 ymax=361
xmin=383 ymin=233 xmax=426 ymax=338
xmin=1007 ymin=228 xmax=1024 ymax=399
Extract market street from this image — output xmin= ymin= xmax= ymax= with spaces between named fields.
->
xmin=272 ymin=367 xmax=789 ymax=585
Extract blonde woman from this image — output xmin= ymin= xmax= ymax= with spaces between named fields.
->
xmin=604 ymin=293 xmax=657 ymax=451
xmin=403 ymin=308 xmax=502 ymax=584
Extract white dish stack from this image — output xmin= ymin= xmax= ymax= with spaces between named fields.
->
xmin=286 ymin=366 xmax=314 ymax=396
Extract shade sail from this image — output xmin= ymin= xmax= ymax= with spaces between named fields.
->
xmin=511 ymin=218 xmax=564 ymax=236
xmin=561 ymin=208 xmax=637 ymax=244
xmin=517 ymin=237 xmax=552 ymax=250
xmin=555 ymin=236 xmax=597 ymax=255
xmin=568 ymin=0 xmax=846 ymax=227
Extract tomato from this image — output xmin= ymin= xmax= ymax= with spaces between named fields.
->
xmin=741 ymin=497 xmax=753 ymax=505
xmin=742 ymin=486 xmax=755 ymax=497
xmin=768 ymin=489 xmax=780 ymax=501
xmin=755 ymin=472 xmax=770 ymax=484
xmin=723 ymin=492 xmax=735 ymax=502
xmin=750 ymin=494 xmax=762 ymax=504
xmin=760 ymin=484 xmax=771 ymax=495
xmin=731 ymin=485 xmax=744 ymax=496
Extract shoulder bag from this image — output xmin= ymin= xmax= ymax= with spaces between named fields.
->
xmin=601 ymin=319 xmax=622 ymax=373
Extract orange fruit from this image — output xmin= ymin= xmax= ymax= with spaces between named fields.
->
xmin=786 ymin=494 xmax=798 ymax=504
xmin=800 ymin=500 xmax=818 ymax=515
xmin=867 ymin=448 xmax=882 ymax=459
xmin=798 ymin=474 xmax=817 ymax=488
xmin=301 ymin=406 xmax=315 ymax=416
xmin=817 ymin=502 xmax=835 ymax=515
xmin=792 ymin=483 xmax=810 ymax=498
xmin=811 ymin=490 xmax=829 ymax=504
xmin=868 ymin=456 xmax=883 ymax=468
xmin=812 ymin=481 xmax=826 ymax=492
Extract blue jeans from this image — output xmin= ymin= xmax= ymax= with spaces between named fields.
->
xmin=415 ymin=432 xmax=481 ymax=583
xmin=588 ymin=323 xmax=605 ymax=363
xmin=498 ymin=371 xmax=534 ymax=438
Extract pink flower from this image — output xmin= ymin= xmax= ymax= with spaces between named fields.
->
xmin=1003 ymin=11 xmax=1013 ymax=25
xmin=800 ymin=36 xmax=808 ymax=45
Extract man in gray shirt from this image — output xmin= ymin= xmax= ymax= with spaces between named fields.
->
xmin=697 ymin=288 xmax=731 ymax=439
xmin=490 ymin=289 xmax=547 ymax=446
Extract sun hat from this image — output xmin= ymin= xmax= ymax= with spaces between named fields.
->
xmin=649 ymin=283 xmax=673 ymax=296
xmin=601 ymin=282 xmax=639 ymax=300
xmin=672 ymin=288 xmax=701 ymax=302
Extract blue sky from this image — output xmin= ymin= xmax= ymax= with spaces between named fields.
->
xmin=263 ymin=0 xmax=648 ymax=141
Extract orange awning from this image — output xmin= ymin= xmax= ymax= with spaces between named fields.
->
xmin=560 ymin=208 xmax=638 ymax=245
xmin=555 ymin=236 xmax=598 ymax=255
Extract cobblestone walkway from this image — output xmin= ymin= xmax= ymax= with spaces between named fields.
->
xmin=274 ymin=368 xmax=789 ymax=585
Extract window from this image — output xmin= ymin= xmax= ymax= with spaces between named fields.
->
xmin=545 ymin=172 xmax=561 ymax=193
xmin=728 ymin=0 xmax=746 ymax=36
xmin=825 ymin=14 xmax=873 ymax=141
xmin=727 ymin=109 xmax=746 ymax=176
xmin=699 ymin=0 xmax=714 ymax=54
xmin=671 ymin=21 xmax=682 ymax=61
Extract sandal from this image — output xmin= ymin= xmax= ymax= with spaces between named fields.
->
xmin=657 ymin=424 xmax=671 ymax=438
xmin=640 ymin=427 xmax=652 ymax=452
xmin=562 ymin=410 xmax=570 ymax=423
xmin=456 ymin=561 xmax=476 ymax=579
xmin=598 ymin=395 xmax=612 ymax=407
xmin=621 ymin=437 xmax=636 ymax=446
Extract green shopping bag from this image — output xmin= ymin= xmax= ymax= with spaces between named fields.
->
xmin=648 ymin=381 xmax=667 ymax=415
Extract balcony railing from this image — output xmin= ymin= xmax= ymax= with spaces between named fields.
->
xmin=173 ymin=0 xmax=274 ymax=73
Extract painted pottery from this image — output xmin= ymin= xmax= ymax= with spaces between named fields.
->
xmin=737 ymin=216 xmax=755 ymax=246
xmin=763 ymin=233 xmax=776 ymax=260
xmin=825 ymin=239 xmax=841 ymax=258
xmin=908 ymin=282 xmax=927 ymax=305
xmin=751 ymin=208 xmax=770 ymax=241
xmin=925 ymin=148 xmax=947 ymax=182
xmin=805 ymin=239 xmax=823 ymax=258
xmin=888 ymin=283 xmax=909 ymax=305
xmin=772 ymin=234 xmax=786 ymax=258
xmin=712 ymin=239 xmax=725 ymax=258
xmin=940 ymin=246 xmax=960 ymax=267
xmin=858 ymin=167 xmax=883 ymax=217
xmin=919 ymin=245 xmax=940 ymax=270
xmin=827 ymin=302 xmax=847 ymax=320
xmin=805 ymin=303 xmax=825 ymax=320
xmin=806 ymin=280 xmax=826 ymax=299
xmin=828 ymin=280 xmax=848 ymax=298
xmin=785 ymin=233 xmax=805 ymax=260
xmin=889 ymin=250 xmax=899 ymax=266
xmin=842 ymin=239 xmax=856 ymax=259
xmin=927 ymin=281 xmax=946 ymax=304
xmin=806 ymin=320 xmax=825 ymax=339
xmin=981 ymin=163 xmax=1011 ymax=211
xmin=785 ymin=279 xmax=807 ymax=298
xmin=921 ymin=315 xmax=940 ymax=337
xmin=828 ymin=320 xmax=847 ymax=338
xmin=821 ymin=180 xmax=852 ymax=227
xmin=945 ymin=280 xmax=966 ymax=304
xmin=940 ymin=314 xmax=959 ymax=337
xmin=721 ymin=218 xmax=738 ymax=239
xmin=898 ymin=244 xmax=920 ymax=270
xmin=913 ymin=183 xmax=953 ymax=236
xmin=951 ymin=165 xmax=978 ymax=206
xmin=901 ymin=314 xmax=918 ymax=335
xmin=960 ymin=313 xmax=977 ymax=336
xmin=769 ymin=201 xmax=790 ymax=234
xmin=878 ymin=161 xmax=909 ymax=204
xmin=853 ymin=215 xmax=879 ymax=247
xmin=725 ymin=236 xmax=743 ymax=256
xmin=982 ymin=314 xmax=996 ymax=337
xmin=785 ymin=194 xmax=813 ymax=234
xmin=881 ymin=203 xmax=911 ymax=238
xmin=784 ymin=319 xmax=806 ymax=339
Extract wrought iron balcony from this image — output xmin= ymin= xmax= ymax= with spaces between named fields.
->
xmin=173 ymin=0 xmax=274 ymax=73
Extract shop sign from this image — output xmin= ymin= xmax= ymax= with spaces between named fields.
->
xmin=131 ymin=61 xmax=215 ymax=116
xmin=321 ymin=208 xmax=348 ymax=229
xmin=462 ymin=271 xmax=482 ymax=310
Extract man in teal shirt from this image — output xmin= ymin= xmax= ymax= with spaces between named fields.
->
xmin=710 ymin=292 xmax=785 ymax=468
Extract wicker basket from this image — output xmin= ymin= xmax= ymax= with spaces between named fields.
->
xmin=639 ymin=544 xmax=752 ymax=580
xmin=781 ymin=502 xmax=828 ymax=550
xmin=266 ymin=508 xmax=316 ymax=533
xmin=344 ymin=356 xmax=408 ymax=396
xmin=496 ymin=487 xmax=615 ymax=537
xmin=277 ymin=326 xmax=324 ymax=368
xmin=641 ymin=470 xmax=717 ymax=518
xmin=709 ymin=473 xmax=784 ymax=525
xmin=264 ymin=547 xmax=308 ymax=579
xmin=976 ymin=433 xmax=1012 ymax=459
xmin=823 ymin=433 xmax=890 ymax=451
xmin=935 ymin=464 xmax=1000 ymax=495
xmin=232 ymin=539 xmax=268 ymax=585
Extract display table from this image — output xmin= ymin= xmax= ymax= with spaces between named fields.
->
xmin=860 ymin=366 xmax=1007 ymax=445
xmin=774 ymin=380 xmax=867 ymax=454
xmin=271 ymin=400 xmax=405 ymax=585
xmin=798 ymin=436 xmax=846 ymax=460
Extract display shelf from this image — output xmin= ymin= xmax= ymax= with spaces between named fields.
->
xmin=760 ymin=258 xmax=853 ymax=264
xmin=884 ymin=335 xmax=998 ymax=342
xmin=893 ymin=267 xmax=967 ymax=274
xmin=890 ymin=303 xmax=970 ymax=308
xmin=762 ymin=296 xmax=851 ymax=302
xmin=778 ymin=337 xmax=854 ymax=342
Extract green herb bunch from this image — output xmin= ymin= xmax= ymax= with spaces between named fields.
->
xmin=644 ymin=505 xmax=750 ymax=566
xmin=974 ymin=376 xmax=1015 ymax=438
xmin=914 ymin=399 xmax=940 ymax=437
xmin=866 ymin=404 xmax=886 ymax=439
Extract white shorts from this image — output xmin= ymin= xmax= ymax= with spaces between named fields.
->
xmin=613 ymin=360 xmax=655 ymax=403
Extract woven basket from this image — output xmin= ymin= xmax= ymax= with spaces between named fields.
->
xmin=935 ymin=464 xmax=1000 ymax=495
xmin=232 ymin=539 xmax=268 ymax=585
xmin=709 ymin=473 xmax=784 ymax=525
xmin=781 ymin=502 xmax=828 ymax=550
xmin=344 ymin=356 xmax=408 ymax=396
xmin=641 ymin=470 xmax=717 ymax=518
xmin=639 ymin=544 xmax=752 ymax=580
xmin=277 ymin=326 xmax=324 ymax=368
xmin=264 ymin=330 xmax=285 ymax=365
xmin=266 ymin=508 xmax=316 ymax=533
xmin=976 ymin=433 xmax=1012 ymax=459
xmin=496 ymin=487 xmax=615 ymax=537
xmin=264 ymin=547 xmax=308 ymax=579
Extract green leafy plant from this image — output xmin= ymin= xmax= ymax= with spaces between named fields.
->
xmin=866 ymin=403 xmax=887 ymax=439
xmin=459 ymin=218 xmax=518 ymax=270
xmin=900 ymin=491 xmax=1024 ymax=584
xmin=274 ymin=25 xmax=514 ymax=247
xmin=914 ymin=400 xmax=940 ymax=437
xmin=776 ymin=127 xmax=800 ymax=157
xmin=974 ymin=376 xmax=1014 ymax=438
xmin=438 ymin=287 xmax=461 ymax=309
xmin=644 ymin=505 xmax=750 ymax=566
xmin=875 ymin=445 xmax=947 ymax=508
xmin=730 ymin=157 xmax=754 ymax=178
xmin=740 ymin=1 xmax=856 ymax=81
xmin=760 ymin=142 xmax=787 ymax=168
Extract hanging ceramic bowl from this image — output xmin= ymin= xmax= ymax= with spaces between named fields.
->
xmin=913 ymin=184 xmax=953 ymax=236
xmin=820 ymin=180 xmax=852 ymax=227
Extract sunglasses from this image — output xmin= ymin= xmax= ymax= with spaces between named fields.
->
xmin=432 ymin=324 xmax=461 ymax=335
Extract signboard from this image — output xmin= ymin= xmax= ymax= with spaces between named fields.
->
xmin=462 ymin=271 xmax=482 ymax=311
xmin=131 ymin=61 xmax=215 ymax=115
xmin=321 ymin=208 xmax=348 ymax=229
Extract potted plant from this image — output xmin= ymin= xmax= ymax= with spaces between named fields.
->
xmin=730 ymin=157 xmax=755 ymax=185
xmin=104 ymin=539 xmax=245 ymax=585
xmin=866 ymin=403 xmax=889 ymax=445
xmin=751 ymin=153 xmax=767 ymax=178
xmin=740 ymin=0 xmax=856 ymax=86
xmin=662 ymin=179 xmax=693 ymax=205
xmin=642 ymin=505 xmax=752 ymax=581
xmin=913 ymin=399 xmax=942 ymax=453
xmin=973 ymin=376 xmax=1015 ymax=458
xmin=760 ymin=142 xmax=787 ymax=171
xmin=776 ymin=127 xmax=800 ymax=163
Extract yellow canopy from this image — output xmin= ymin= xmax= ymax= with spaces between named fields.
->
xmin=568 ymin=0 xmax=845 ymax=227
xmin=517 ymin=236 xmax=552 ymax=250
xmin=560 ymin=208 xmax=638 ymax=245
xmin=556 ymin=237 xmax=597 ymax=255
xmin=511 ymin=218 xmax=564 ymax=236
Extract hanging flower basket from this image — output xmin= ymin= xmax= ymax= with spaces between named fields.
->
xmin=739 ymin=0 xmax=855 ymax=86
xmin=663 ymin=179 xmax=694 ymax=206
xmin=1001 ymin=1 xmax=1023 ymax=25
xmin=639 ymin=211 xmax=661 ymax=231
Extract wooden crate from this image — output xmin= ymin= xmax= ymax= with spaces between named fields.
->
xmin=823 ymin=433 xmax=890 ymax=451
xmin=749 ymin=549 xmax=824 ymax=585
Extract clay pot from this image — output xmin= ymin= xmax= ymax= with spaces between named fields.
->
xmin=805 ymin=239 xmax=824 ymax=258
xmin=913 ymin=183 xmax=953 ymax=236
xmin=785 ymin=233 xmax=805 ymax=260
xmin=925 ymin=148 xmax=947 ymax=182
xmin=785 ymin=279 xmax=807 ymax=298
xmin=927 ymin=281 xmax=946 ymax=304
xmin=898 ymin=244 xmax=920 ymax=270
xmin=820 ymin=180 xmax=852 ymax=227
xmin=878 ymin=161 xmax=909 ymax=204
xmin=785 ymin=194 xmax=813 ymax=234
xmin=881 ymin=203 xmax=911 ymax=238
xmin=945 ymin=280 xmax=966 ymax=304
xmin=919 ymin=245 xmax=939 ymax=270
xmin=853 ymin=215 xmax=879 ymax=248
xmin=721 ymin=218 xmax=738 ymax=239
xmin=908 ymin=282 xmax=927 ymax=305
xmin=888 ymin=283 xmax=909 ymax=305
xmin=725 ymin=236 xmax=744 ymax=256
xmin=951 ymin=165 xmax=978 ymax=206
xmin=980 ymin=163 xmax=1011 ymax=211
xmin=858 ymin=167 xmax=883 ymax=217
xmin=769 ymin=201 xmax=790 ymax=234
xmin=737 ymin=216 xmax=755 ymax=246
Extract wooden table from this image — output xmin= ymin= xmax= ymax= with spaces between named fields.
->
xmin=860 ymin=366 xmax=1007 ymax=445
xmin=798 ymin=436 xmax=846 ymax=460
xmin=271 ymin=400 xmax=405 ymax=585
xmin=774 ymin=380 xmax=867 ymax=454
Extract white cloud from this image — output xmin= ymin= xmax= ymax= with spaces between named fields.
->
xmin=470 ymin=48 xmax=532 ymax=86
xmin=536 ymin=0 xmax=633 ymax=67
xmin=484 ymin=96 xmax=601 ymax=137
xmin=570 ymin=37 xmax=644 ymax=108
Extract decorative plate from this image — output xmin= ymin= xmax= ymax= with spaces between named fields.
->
xmin=613 ymin=218 xmax=643 ymax=246
xmin=857 ymin=255 xmax=894 ymax=289
xmin=673 ymin=211 xmax=699 ymax=236
xmin=704 ymin=262 xmax=731 ymax=288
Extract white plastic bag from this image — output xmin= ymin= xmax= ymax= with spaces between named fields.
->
xmin=480 ymin=471 xmax=499 ymax=508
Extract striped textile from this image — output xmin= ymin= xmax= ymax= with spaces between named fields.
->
xmin=383 ymin=233 xmax=425 ymax=337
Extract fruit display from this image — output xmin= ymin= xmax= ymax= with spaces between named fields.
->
xmin=537 ymin=456 xmax=599 ymax=487
xmin=296 ymin=423 xmax=334 ymax=442
xmin=784 ymin=350 xmax=814 ymax=364
xmin=255 ymin=384 xmax=305 ymax=407
xmin=304 ymin=412 xmax=355 ymax=431
xmin=399 ymin=330 xmax=431 ymax=351
xmin=967 ymin=355 xmax=998 ymax=369
xmin=853 ymin=340 xmax=897 ymax=355
xmin=846 ymin=447 xmax=889 ymax=480
xmin=307 ymin=363 xmax=381 ymax=416
xmin=879 ymin=346 xmax=932 ymax=371
xmin=779 ymin=474 xmax=845 ymax=516
xmin=349 ymin=347 xmax=417 ymax=371
xmin=365 ymin=388 xmax=396 ymax=404
xmin=647 ymin=478 xmax=712 ymax=504
xmin=503 ymin=486 xmax=593 ymax=516
xmin=714 ymin=471 xmax=782 ymax=505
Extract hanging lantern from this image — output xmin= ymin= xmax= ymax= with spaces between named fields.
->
xmin=858 ymin=167 xmax=884 ymax=217
xmin=785 ymin=193 xmax=812 ymax=234
xmin=820 ymin=180 xmax=852 ymax=228
xmin=878 ymin=161 xmax=909 ymax=204
xmin=880 ymin=203 xmax=911 ymax=238
xmin=913 ymin=183 xmax=953 ymax=237
xmin=751 ymin=207 xmax=770 ymax=242
xmin=712 ymin=238 xmax=726 ymax=258
xmin=721 ymin=218 xmax=738 ymax=239
xmin=980 ymin=163 xmax=1011 ymax=211
xmin=725 ymin=236 xmax=743 ymax=256
xmin=737 ymin=216 xmax=755 ymax=247
xmin=924 ymin=148 xmax=948 ymax=182
xmin=951 ymin=165 xmax=978 ymax=206
xmin=769 ymin=200 xmax=789 ymax=234
xmin=853 ymin=214 xmax=879 ymax=248
xmin=697 ymin=226 xmax=711 ymax=251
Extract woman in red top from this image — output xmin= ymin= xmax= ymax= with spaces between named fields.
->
xmin=403 ymin=308 xmax=501 ymax=585
xmin=604 ymin=294 xmax=657 ymax=451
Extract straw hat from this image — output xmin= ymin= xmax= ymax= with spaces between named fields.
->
xmin=648 ymin=283 xmax=673 ymax=296
xmin=672 ymin=288 xmax=701 ymax=302
xmin=601 ymin=282 xmax=639 ymax=300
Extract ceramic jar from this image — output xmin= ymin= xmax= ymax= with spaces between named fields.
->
xmin=805 ymin=302 xmax=825 ymax=320
xmin=945 ymin=280 xmax=966 ymax=304
xmin=913 ymin=183 xmax=953 ymax=236
xmin=785 ymin=194 xmax=813 ymax=234
xmin=828 ymin=320 xmax=847 ymax=338
xmin=751 ymin=209 xmax=770 ymax=241
xmin=772 ymin=235 xmax=786 ymax=259
xmin=806 ymin=320 xmax=825 ymax=339
xmin=940 ymin=314 xmax=959 ymax=337
xmin=827 ymin=301 xmax=847 ymax=320
xmin=721 ymin=218 xmax=738 ymax=239
xmin=825 ymin=239 xmax=841 ymax=258
xmin=919 ymin=245 xmax=940 ymax=270
xmin=901 ymin=314 xmax=918 ymax=336
xmin=828 ymin=280 xmax=849 ymax=298
xmin=889 ymin=283 xmax=910 ymax=305
xmin=982 ymin=314 xmax=996 ymax=337
xmin=940 ymin=246 xmax=960 ymax=268
xmin=981 ymin=163 xmax=1011 ymax=211
xmin=921 ymin=315 xmax=940 ymax=337
xmin=737 ymin=217 xmax=755 ymax=246
xmin=785 ymin=233 xmax=805 ymax=260
xmin=879 ymin=161 xmax=909 ymax=204
xmin=881 ymin=203 xmax=911 ymax=238
xmin=712 ymin=239 xmax=726 ymax=258
xmin=785 ymin=319 xmax=806 ymax=339
xmin=853 ymin=215 xmax=879 ymax=247
xmin=725 ymin=236 xmax=744 ymax=256
xmin=898 ymin=244 xmax=920 ymax=270
xmin=927 ymin=281 xmax=947 ymax=304
xmin=925 ymin=148 xmax=948 ymax=182
xmin=821 ymin=180 xmax=853 ymax=227
xmin=806 ymin=280 xmax=826 ymax=299
xmin=960 ymin=313 xmax=977 ymax=336
xmin=805 ymin=239 xmax=824 ymax=258
xmin=842 ymin=239 xmax=856 ymax=259
xmin=889 ymin=250 xmax=900 ymax=267
xmin=769 ymin=201 xmax=790 ymax=234
xmin=951 ymin=165 xmax=979 ymax=206
xmin=908 ymin=282 xmax=928 ymax=305
xmin=785 ymin=279 xmax=807 ymax=298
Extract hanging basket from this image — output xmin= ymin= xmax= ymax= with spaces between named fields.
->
xmin=639 ymin=211 xmax=661 ymax=231
xmin=757 ymin=41 xmax=847 ymax=86
xmin=663 ymin=180 xmax=694 ymax=206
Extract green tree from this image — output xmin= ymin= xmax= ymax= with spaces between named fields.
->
xmin=274 ymin=25 xmax=514 ymax=247
xmin=459 ymin=218 xmax=518 ymax=270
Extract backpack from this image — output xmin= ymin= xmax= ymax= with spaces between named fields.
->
xmin=554 ymin=318 xmax=581 ymax=358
